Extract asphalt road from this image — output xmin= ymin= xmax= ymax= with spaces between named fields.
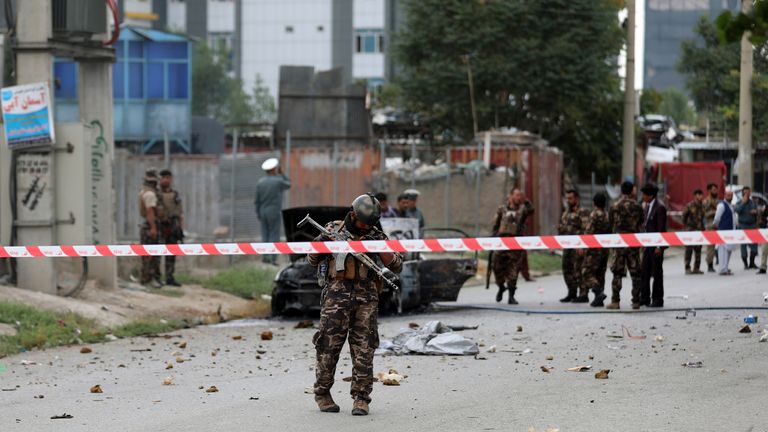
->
xmin=2 ymin=252 xmax=768 ymax=432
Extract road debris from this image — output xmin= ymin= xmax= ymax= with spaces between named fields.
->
xmin=743 ymin=315 xmax=758 ymax=324
xmin=760 ymin=331 xmax=768 ymax=343
xmin=205 ymin=386 xmax=219 ymax=393
xmin=566 ymin=365 xmax=592 ymax=372
xmin=487 ymin=345 xmax=497 ymax=353
xmin=162 ymin=377 xmax=173 ymax=386
xmin=517 ymin=325 xmax=523 ymax=332
xmin=408 ymin=322 xmax=420 ymax=329
xmin=594 ymin=370 xmax=610 ymax=379
xmin=447 ymin=324 xmax=479 ymax=331
xmin=165 ymin=363 xmax=173 ymax=370
xmin=294 ymin=321 xmax=314 ymax=329
xmin=179 ymin=341 xmax=187 ymax=349
xmin=80 ymin=347 xmax=92 ymax=354
xmin=655 ymin=335 xmax=665 ymax=342
xmin=176 ymin=357 xmax=185 ymax=363
xmin=375 ymin=321 xmax=479 ymax=356
xmin=90 ymin=385 xmax=103 ymax=394
xmin=739 ymin=325 xmax=751 ymax=334
xmin=260 ymin=331 xmax=273 ymax=341
xmin=622 ymin=326 xmax=647 ymax=340
xmin=682 ymin=361 xmax=703 ymax=368
xmin=34 ymin=395 xmax=44 ymax=399
xmin=545 ymin=356 xmax=554 ymax=361
xmin=474 ymin=354 xmax=487 ymax=360
xmin=540 ymin=366 xmax=551 ymax=373
xmin=304 ymin=386 xmax=314 ymax=394
xmin=377 ymin=369 xmax=405 ymax=386
xmin=232 ymin=335 xmax=243 ymax=340
xmin=50 ymin=414 xmax=73 ymax=420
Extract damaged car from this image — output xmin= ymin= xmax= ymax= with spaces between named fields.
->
xmin=271 ymin=206 xmax=478 ymax=316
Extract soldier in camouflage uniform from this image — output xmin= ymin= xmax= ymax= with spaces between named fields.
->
xmin=491 ymin=188 xmax=534 ymax=305
xmin=558 ymin=189 xmax=591 ymax=303
xmin=702 ymin=183 xmax=720 ymax=272
xmin=307 ymin=195 xmax=402 ymax=416
xmin=606 ymin=181 xmax=644 ymax=310
xmin=581 ymin=192 xmax=611 ymax=307
xmin=159 ymin=169 xmax=184 ymax=286
xmin=138 ymin=168 xmax=165 ymax=288
xmin=682 ymin=189 xmax=705 ymax=274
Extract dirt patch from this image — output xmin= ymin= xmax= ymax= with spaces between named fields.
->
xmin=0 ymin=280 xmax=265 ymax=328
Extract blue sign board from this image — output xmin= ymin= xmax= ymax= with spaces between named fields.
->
xmin=2 ymin=82 xmax=56 ymax=149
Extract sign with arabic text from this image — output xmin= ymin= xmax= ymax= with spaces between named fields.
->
xmin=2 ymin=82 xmax=56 ymax=149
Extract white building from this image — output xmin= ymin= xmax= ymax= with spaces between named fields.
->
xmin=353 ymin=0 xmax=386 ymax=91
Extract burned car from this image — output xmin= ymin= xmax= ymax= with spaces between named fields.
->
xmin=271 ymin=207 xmax=478 ymax=316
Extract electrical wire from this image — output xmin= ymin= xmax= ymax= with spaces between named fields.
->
xmin=60 ymin=258 xmax=89 ymax=298
xmin=104 ymin=0 xmax=120 ymax=46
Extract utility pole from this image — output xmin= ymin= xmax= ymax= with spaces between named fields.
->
xmin=621 ymin=0 xmax=636 ymax=182
xmin=737 ymin=0 xmax=753 ymax=187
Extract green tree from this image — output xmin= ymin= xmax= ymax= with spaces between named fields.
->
xmin=640 ymin=88 xmax=663 ymax=115
xmin=716 ymin=1 xmax=768 ymax=45
xmin=393 ymin=0 xmax=624 ymax=180
xmin=192 ymin=42 xmax=255 ymax=125
xmin=659 ymin=88 xmax=696 ymax=126
xmin=251 ymin=74 xmax=276 ymax=123
xmin=678 ymin=15 xmax=768 ymax=140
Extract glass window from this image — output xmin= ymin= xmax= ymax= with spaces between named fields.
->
xmin=147 ymin=63 xmax=164 ymax=98
xmin=168 ymin=63 xmax=188 ymax=99
xmin=363 ymin=35 xmax=376 ymax=53
xmin=129 ymin=62 xmax=143 ymax=99
xmin=113 ymin=61 xmax=125 ymax=98
xmin=147 ymin=42 xmax=187 ymax=60
xmin=129 ymin=41 xmax=144 ymax=58
xmin=54 ymin=61 xmax=78 ymax=99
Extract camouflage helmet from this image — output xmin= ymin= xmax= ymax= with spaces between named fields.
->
xmin=144 ymin=167 xmax=159 ymax=183
xmin=351 ymin=194 xmax=381 ymax=226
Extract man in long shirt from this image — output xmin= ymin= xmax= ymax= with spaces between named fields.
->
xmin=255 ymin=158 xmax=291 ymax=265
xmin=713 ymin=189 xmax=736 ymax=276
xmin=735 ymin=186 xmax=759 ymax=269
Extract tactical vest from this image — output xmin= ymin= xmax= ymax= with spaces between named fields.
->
xmin=497 ymin=206 xmax=523 ymax=235
xmin=160 ymin=189 xmax=181 ymax=219
xmin=138 ymin=186 xmax=166 ymax=220
xmin=324 ymin=221 xmax=380 ymax=282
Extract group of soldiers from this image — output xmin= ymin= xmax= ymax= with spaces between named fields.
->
xmin=491 ymin=181 xmax=664 ymax=309
xmin=138 ymin=168 xmax=184 ymax=288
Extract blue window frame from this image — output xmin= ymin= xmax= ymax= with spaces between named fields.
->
xmin=167 ymin=63 xmax=188 ymax=99
xmin=53 ymin=61 xmax=77 ymax=99
xmin=147 ymin=63 xmax=165 ymax=98
xmin=113 ymin=61 xmax=125 ymax=98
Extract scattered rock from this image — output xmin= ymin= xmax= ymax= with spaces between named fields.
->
xmin=117 ymin=364 xmax=126 ymax=368
xmin=682 ymin=361 xmax=703 ymax=368
xmin=50 ymin=414 xmax=73 ymax=420
xmin=34 ymin=395 xmax=44 ymax=399
xmin=545 ymin=356 xmax=554 ymax=361
xmin=260 ymin=331 xmax=273 ymax=341
xmin=0 ymin=323 xmax=17 ymax=337
xmin=566 ymin=365 xmax=592 ymax=372
xmin=89 ymin=385 xmax=103 ymax=394
xmin=165 ymin=363 xmax=173 ymax=370
xmin=408 ymin=323 xmax=420 ymax=329
xmin=205 ymin=386 xmax=219 ymax=393
xmin=179 ymin=342 xmax=187 ymax=349
xmin=304 ymin=386 xmax=314 ymax=394
xmin=760 ymin=332 xmax=768 ymax=343
xmin=655 ymin=335 xmax=665 ymax=342
xmin=474 ymin=354 xmax=487 ymax=360
xmin=294 ymin=321 xmax=314 ymax=329
xmin=377 ymin=369 xmax=405 ymax=386
xmin=594 ymin=370 xmax=610 ymax=379
xmin=517 ymin=326 xmax=523 ymax=332
xmin=232 ymin=336 xmax=243 ymax=341
xmin=739 ymin=325 xmax=751 ymax=334
xmin=162 ymin=377 xmax=173 ymax=386
xmin=80 ymin=347 xmax=92 ymax=354
xmin=487 ymin=345 xmax=497 ymax=353
xmin=176 ymin=357 xmax=185 ymax=363
xmin=540 ymin=366 xmax=551 ymax=373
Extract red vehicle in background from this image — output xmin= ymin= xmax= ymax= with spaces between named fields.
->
xmin=649 ymin=162 xmax=727 ymax=230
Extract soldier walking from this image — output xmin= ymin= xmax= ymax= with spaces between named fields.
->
xmin=703 ymin=183 xmax=720 ymax=272
xmin=490 ymin=188 xmax=534 ymax=305
xmin=606 ymin=181 xmax=643 ymax=310
xmin=581 ymin=192 xmax=611 ymax=307
xmin=138 ymin=168 xmax=164 ymax=288
xmin=682 ymin=189 xmax=705 ymax=274
xmin=558 ymin=189 xmax=591 ymax=303
xmin=307 ymin=195 xmax=402 ymax=416
xmin=159 ymin=169 xmax=184 ymax=286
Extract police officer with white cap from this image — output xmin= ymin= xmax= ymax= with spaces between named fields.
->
xmin=255 ymin=157 xmax=291 ymax=265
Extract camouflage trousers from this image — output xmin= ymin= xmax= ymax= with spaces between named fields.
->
xmin=581 ymin=249 xmax=609 ymax=296
xmin=610 ymin=248 xmax=642 ymax=304
xmin=562 ymin=249 xmax=584 ymax=297
xmin=493 ymin=250 xmax=524 ymax=292
xmin=313 ymin=280 xmax=379 ymax=403
xmin=140 ymin=226 xmax=160 ymax=284
xmin=684 ymin=246 xmax=702 ymax=271
xmin=161 ymin=228 xmax=182 ymax=280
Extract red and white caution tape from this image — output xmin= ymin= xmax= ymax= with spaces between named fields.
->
xmin=1 ymin=229 xmax=767 ymax=258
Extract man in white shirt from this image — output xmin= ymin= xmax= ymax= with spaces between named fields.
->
xmin=713 ymin=190 xmax=736 ymax=275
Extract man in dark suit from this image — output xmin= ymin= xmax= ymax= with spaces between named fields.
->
xmin=640 ymin=183 xmax=667 ymax=307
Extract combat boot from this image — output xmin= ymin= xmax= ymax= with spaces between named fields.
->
xmin=742 ymin=257 xmax=749 ymax=270
xmin=507 ymin=286 xmax=518 ymax=305
xmin=707 ymin=263 xmax=715 ymax=273
xmin=559 ymin=292 xmax=576 ymax=303
xmin=590 ymin=293 xmax=606 ymax=307
xmin=605 ymin=302 xmax=620 ymax=310
xmin=749 ymin=253 xmax=757 ymax=269
xmin=572 ymin=295 xmax=589 ymax=303
xmin=495 ymin=285 xmax=506 ymax=303
xmin=351 ymin=399 xmax=369 ymax=416
xmin=165 ymin=276 xmax=181 ymax=287
xmin=315 ymin=393 xmax=340 ymax=413
xmin=758 ymin=268 xmax=766 ymax=275
xmin=684 ymin=267 xmax=691 ymax=275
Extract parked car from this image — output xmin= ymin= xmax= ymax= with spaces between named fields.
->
xmin=270 ymin=207 xmax=478 ymax=316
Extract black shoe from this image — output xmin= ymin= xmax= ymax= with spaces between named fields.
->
xmin=648 ymin=301 xmax=664 ymax=308
xmin=743 ymin=258 xmax=749 ymax=270
xmin=559 ymin=294 xmax=575 ymax=303
xmin=590 ymin=294 xmax=606 ymax=307
xmin=707 ymin=264 xmax=715 ymax=273
xmin=165 ymin=277 xmax=181 ymax=287
xmin=758 ymin=269 xmax=767 ymax=275
xmin=572 ymin=295 xmax=589 ymax=303
xmin=639 ymin=299 xmax=651 ymax=307
xmin=507 ymin=296 xmax=518 ymax=305
xmin=495 ymin=287 xmax=505 ymax=303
